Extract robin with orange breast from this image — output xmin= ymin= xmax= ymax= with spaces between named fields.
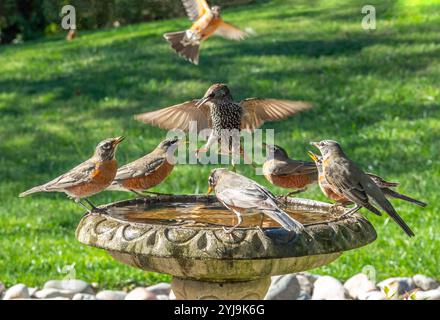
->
xmin=308 ymin=151 xmax=427 ymax=208
xmin=136 ymin=83 xmax=312 ymax=170
xmin=164 ymin=0 xmax=248 ymax=64
xmin=262 ymin=144 xmax=318 ymax=196
xmin=19 ymin=137 xmax=125 ymax=213
xmin=311 ymin=140 xmax=415 ymax=237
xmin=107 ymin=138 xmax=180 ymax=195
xmin=207 ymin=168 xmax=304 ymax=233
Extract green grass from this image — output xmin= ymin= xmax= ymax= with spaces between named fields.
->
xmin=0 ymin=0 xmax=439 ymax=289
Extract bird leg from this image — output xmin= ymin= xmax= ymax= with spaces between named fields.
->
xmin=223 ymin=214 xmax=243 ymax=234
xmin=76 ymin=199 xmax=93 ymax=214
xmin=256 ymin=213 xmax=265 ymax=233
xmin=339 ymin=204 xmax=361 ymax=218
xmin=282 ymin=188 xmax=307 ymax=198
xmin=83 ymin=198 xmax=106 ymax=214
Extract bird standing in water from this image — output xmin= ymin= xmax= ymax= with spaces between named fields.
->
xmin=136 ymin=83 xmax=312 ymax=169
xmin=207 ymin=168 xmax=304 ymax=233
xmin=311 ymin=140 xmax=415 ymax=237
xmin=107 ymin=138 xmax=180 ymax=196
xmin=262 ymin=144 xmax=318 ymax=196
xmin=164 ymin=0 xmax=248 ymax=64
xmin=19 ymin=137 xmax=125 ymax=213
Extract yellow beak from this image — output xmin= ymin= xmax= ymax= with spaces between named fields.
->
xmin=113 ymin=136 xmax=126 ymax=146
xmin=207 ymin=186 xmax=213 ymax=195
xmin=307 ymin=150 xmax=317 ymax=162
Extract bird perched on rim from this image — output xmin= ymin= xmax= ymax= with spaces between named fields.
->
xmin=107 ymin=138 xmax=180 ymax=195
xmin=19 ymin=137 xmax=125 ymax=213
xmin=164 ymin=0 xmax=248 ymax=64
xmin=262 ymin=144 xmax=318 ymax=196
xmin=207 ymin=168 xmax=304 ymax=233
xmin=135 ymin=83 xmax=312 ymax=168
xmin=311 ymin=140 xmax=415 ymax=237
xmin=308 ymin=151 xmax=427 ymax=208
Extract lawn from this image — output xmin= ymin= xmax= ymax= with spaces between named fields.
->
xmin=0 ymin=0 xmax=439 ymax=289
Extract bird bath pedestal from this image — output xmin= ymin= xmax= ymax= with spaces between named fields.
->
xmin=75 ymin=195 xmax=376 ymax=300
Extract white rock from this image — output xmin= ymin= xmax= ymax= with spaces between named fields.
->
xmin=28 ymin=287 xmax=38 ymax=297
xmin=34 ymin=288 xmax=76 ymax=299
xmin=146 ymin=282 xmax=171 ymax=295
xmin=344 ymin=273 xmax=377 ymax=299
xmin=125 ymin=287 xmax=156 ymax=300
xmin=358 ymin=290 xmax=387 ymax=300
xmin=156 ymin=294 xmax=169 ymax=300
xmin=265 ymin=274 xmax=312 ymax=300
xmin=312 ymin=276 xmax=347 ymax=300
xmin=96 ymin=290 xmax=127 ymax=300
xmin=378 ymin=277 xmax=415 ymax=298
xmin=412 ymin=274 xmax=439 ymax=291
xmin=299 ymin=273 xmax=320 ymax=284
xmin=3 ymin=284 xmax=30 ymax=300
xmin=44 ymin=279 xmax=93 ymax=294
xmin=72 ymin=293 xmax=97 ymax=300
xmin=169 ymin=290 xmax=176 ymax=300
xmin=413 ymin=289 xmax=440 ymax=300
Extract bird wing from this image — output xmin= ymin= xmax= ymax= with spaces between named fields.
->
xmin=240 ymin=98 xmax=312 ymax=130
xmin=182 ymin=0 xmax=210 ymax=21
xmin=134 ymin=100 xmax=211 ymax=133
xmin=114 ymin=156 xmax=166 ymax=181
xmin=214 ymin=20 xmax=247 ymax=40
xmin=44 ymin=160 xmax=97 ymax=190
xmin=269 ymin=160 xmax=317 ymax=176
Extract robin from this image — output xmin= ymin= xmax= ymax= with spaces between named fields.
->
xmin=207 ymin=168 xmax=304 ymax=233
xmin=262 ymin=144 xmax=318 ymax=196
xmin=311 ymin=140 xmax=415 ymax=237
xmin=107 ymin=138 xmax=180 ymax=195
xmin=308 ymin=151 xmax=427 ymax=208
xmin=164 ymin=0 xmax=247 ymax=64
xmin=136 ymin=83 xmax=312 ymax=168
xmin=19 ymin=137 xmax=125 ymax=212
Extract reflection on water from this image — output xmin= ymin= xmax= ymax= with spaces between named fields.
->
xmin=107 ymin=201 xmax=335 ymax=228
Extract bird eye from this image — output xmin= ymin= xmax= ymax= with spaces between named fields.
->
xmin=103 ymin=143 xmax=111 ymax=150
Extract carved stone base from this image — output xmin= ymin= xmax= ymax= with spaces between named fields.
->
xmin=171 ymin=277 xmax=271 ymax=300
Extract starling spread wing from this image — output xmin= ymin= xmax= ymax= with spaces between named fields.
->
xmin=114 ymin=157 xmax=166 ymax=181
xmin=135 ymin=100 xmax=211 ymax=133
xmin=214 ymin=20 xmax=248 ymax=40
xmin=182 ymin=0 xmax=210 ymax=21
xmin=240 ymin=98 xmax=312 ymax=130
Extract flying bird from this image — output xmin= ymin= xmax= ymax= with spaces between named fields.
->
xmin=164 ymin=0 xmax=248 ymax=64
xmin=207 ymin=168 xmax=304 ymax=233
xmin=135 ymin=83 xmax=312 ymax=168
xmin=311 ymin=140 xmax=415 ymax=237
xmin=262 ymin=144 xmax=318 ymax=196
xmin=107 ymin=138 xmax=180 ymax=195
xmin=19 ymin=137 xmax=125 ymax=213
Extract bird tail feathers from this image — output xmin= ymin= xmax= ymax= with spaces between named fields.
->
xmin=263 ymin=209 xmax=304 ymax=233
xmin=19 ymin=185 xmax=45 ymax=197
xmin=382 ymin=188 xmax=427 ymax=207
xmin=164 ymin=30 xmax=200 ymax=65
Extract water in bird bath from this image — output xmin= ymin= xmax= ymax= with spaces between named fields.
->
xmin=106 ymin=200 xmax=338 ymax=229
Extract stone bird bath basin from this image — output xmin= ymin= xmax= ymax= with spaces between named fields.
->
xmin=75 ymin=195 xmax=377 ymax=299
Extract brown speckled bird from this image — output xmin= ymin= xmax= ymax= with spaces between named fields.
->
xmin=262 ymin=144 xmax=318 ymax=196
xmin=136 ymin=83 xmax=312 ymax=168
xmin=308 ymin=151 xmax=427 ymax=208
xmin=207 ymin=168 xmax=304 ymax=233
xmin=311 ymin=140 xmax=415 ymax=237
xmin=164 ymin=0 xmax=248 ymax=64
xmin=19 ymin=137 xmax=125 ymax=212
xmin=107 ymin=138 xmax=180 ymax=195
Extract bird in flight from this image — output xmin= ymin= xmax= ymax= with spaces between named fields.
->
xmin=164 ymin=0 xmax=248 ymax=65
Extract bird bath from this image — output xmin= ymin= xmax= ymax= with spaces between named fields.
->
xmin=75 ymin=195 xmax=377 ymax=300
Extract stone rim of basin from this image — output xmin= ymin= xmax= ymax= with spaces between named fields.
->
xmin=75 ymin=195 xmax=376 ymax=261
